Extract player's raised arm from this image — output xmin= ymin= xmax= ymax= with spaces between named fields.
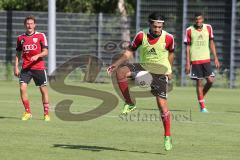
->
xmin=107 ymin=31 xmax=143 ymax=75
xmin=107 ymin=49 xmax=134 ymax=74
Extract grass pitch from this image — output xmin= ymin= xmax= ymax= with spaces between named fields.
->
xmin=0 ymin=81 xmax=240 ymax=160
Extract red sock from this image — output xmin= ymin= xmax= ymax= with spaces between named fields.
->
xmin=118 ymin=80 xmax=133 ymax=105
xmin=22 ymin=99 xmax=31 ymax=113
xmin=198 ymin=95 xmax=205 ymax=109
xmin=43 ymin=103 xmax=49 ymax=116
xmin=161 ymin=111 xmax=171 ymax=136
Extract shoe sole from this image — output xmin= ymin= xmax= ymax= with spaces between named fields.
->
xmin=129 ymin=107 xmax=136 ymax=112
xmin=21 ymin=117 xmax=32 ymax=121
xmin=21 ymin=115 xmax=32 ymax=121
xmin=165 ymin=146 xmax=173 ymax=151
xmin=121 ymin=107 xmax=136 ymax=115
xmin=200 ymin=110 xmax=209 ymax=113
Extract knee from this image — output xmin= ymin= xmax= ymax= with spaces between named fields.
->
xmin=40 ymin=86 xmax=48 ymax=94
xmin=196 ymin=80 xmax=203 ymax=87
xmin=156 ymin=98 xmax=168 ymax=112
xmin=20 ymin=84 xmax=27 ymax=93
xmin=116 ymin=67 xmax=128 ymax=80
xmin=207 ymin=77 xmax=215 ymax=84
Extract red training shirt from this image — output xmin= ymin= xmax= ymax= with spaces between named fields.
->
xmin=16 ymin=31 xmax=48 ymax=70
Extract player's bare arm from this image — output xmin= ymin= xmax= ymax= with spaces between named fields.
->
xmin=168 ymin=51 xmax=175 ymax=79
xmin=107 ymin=49 xmax=134 ymax=74
xmin=185 ymin=44 xmax=191 ymax=74
xmin=14 ymin=51 xmax=21 ymax=77
xmin=30 ymin=48 xmax=48 ymax=61
xmin=210 ymin=39 xmax=220 ymax=69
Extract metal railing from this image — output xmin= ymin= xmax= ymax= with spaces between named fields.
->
xmin=0 ymin=11 xmax=135 ymax=81
xmin=0 ymin=0 xmax=239 ymax=88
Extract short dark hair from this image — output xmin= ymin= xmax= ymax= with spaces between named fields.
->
xmin=24 ymin=15 xmax=36 ymax=24
xmin=194 ymin=12 xmax=203 ymax=18
xmin=148 ymin=12 xmax=165 ymax=24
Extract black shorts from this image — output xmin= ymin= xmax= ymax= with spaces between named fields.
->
xmin=126 ymin=63 xmax=168 ymax=99
xmin=190 ymin=62 xmax=215 ymax=80
xmin=19 ymin=69 xmax=48 ymax=86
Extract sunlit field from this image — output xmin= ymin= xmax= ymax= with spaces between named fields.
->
xmin=0 ymin=81 xmax=239 ymax=160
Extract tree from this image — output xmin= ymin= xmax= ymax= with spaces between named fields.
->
xmin=118 ymin=0 xmax=130 ymax=42
xmin=0 ymin=0 xmax=48 ymax=11
xmin=0 ymin=0 xmax=135 ymax=14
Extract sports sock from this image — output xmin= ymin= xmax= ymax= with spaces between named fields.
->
xmin=43 ymin=103 xmax=49 ymax=116
xmin=118 ymin=80 xmax=133 ymax=105
xmin=161 ymin=111 xmax=171 ymax=136
xmin=198 ymin=95 xmax=205 ymax=109
xmin=22 ymin=99 xmax=31 ymax=113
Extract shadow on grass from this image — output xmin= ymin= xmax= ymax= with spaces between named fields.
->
xmin=0 ymin=116 xmax=44 ymax=121
xmin=0 ymin=116 xmax=19 ymax=120
xmin=226 ymin=110 xmax=240 ymax=114
xmin=53 ymin=144 xmax=165 ymax=155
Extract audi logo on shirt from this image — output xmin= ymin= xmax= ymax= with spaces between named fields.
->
xmin=23 ymin=44 xmax=38 ymax=51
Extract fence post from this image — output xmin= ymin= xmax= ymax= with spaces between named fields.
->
xmin=181 ymin=0 xmax=188 ymax=86
xmin=230 ymin=0 xmax=237 ymax=88
xmin=135 ymin=0 xmax=141 ymax=62
xmin=5 ymin=10 xmax=13 ymax=81
xmin=48 ymin=0 xmax=56 ymax=75
xmin=98 ymin=13 xmax=103 ymax=60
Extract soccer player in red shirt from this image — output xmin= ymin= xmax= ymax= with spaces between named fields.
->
xmin=14 ymin=15 xmax=50 ymax=121
xmin=185 ymin=12 xmax=220 ymax=112
xmin=108 ymin=12 xmax=174 ymax=151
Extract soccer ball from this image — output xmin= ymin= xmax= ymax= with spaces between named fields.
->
xmin=135 ymin=71 xmax=153 ymax=88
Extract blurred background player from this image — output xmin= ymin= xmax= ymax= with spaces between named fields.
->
xmin=14 ymin=15 xmax=50 ymax=121
xmin=107 ymin=12 xmax=175 ymax=151
xmin=184 ymin=12 xmax=220 ymax=113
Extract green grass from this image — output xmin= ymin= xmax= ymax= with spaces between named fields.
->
xmin=0 ymin=80 xmax=240 ymax=160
